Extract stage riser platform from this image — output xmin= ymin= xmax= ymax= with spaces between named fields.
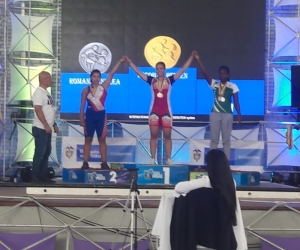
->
xmin=62 ymin=166 xmax=261 ymax=186
xmin=0 ymin=205 xmax=299 ymax=250
xmin=0 ymin=183 xmax=300 ymax=250
xmin=25 ymin=187 xmax=300 ymax=200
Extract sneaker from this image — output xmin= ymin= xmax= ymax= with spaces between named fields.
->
xmin=166 ymin=159 xmax=174 ymax=165
xmin=101 ymin=162 xmax=110 ymax=169
xmin=149 ymin=158 xmax=156 ymax=165
xmin=81 ymin=161 xmax=89 ymax=170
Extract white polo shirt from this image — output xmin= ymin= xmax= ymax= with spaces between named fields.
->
xmin=32 ymin=87 xmax=56 ymax=129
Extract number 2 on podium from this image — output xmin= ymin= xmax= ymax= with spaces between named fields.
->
xmin=110 ymin=171 xmax=117 ymax=183
xmin=163 ymin=167 xmax=170 ymax=184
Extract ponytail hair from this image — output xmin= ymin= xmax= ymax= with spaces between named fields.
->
xmin=205 ymin=149 xmax=237 ymax=226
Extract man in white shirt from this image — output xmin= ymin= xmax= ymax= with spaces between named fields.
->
xmin=31 ymin=71 xmax=59 ymax=183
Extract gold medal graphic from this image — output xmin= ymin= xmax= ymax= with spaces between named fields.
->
xmin=144 ymin=36 xmax=181 ymax=69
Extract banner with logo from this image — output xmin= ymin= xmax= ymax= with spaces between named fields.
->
xmin=123 ymin=165 xmax=195 ymax=185
xmin=62 ymin=137 xmax=136 ymax=168
xmin=189 ymin=139 xmax=265 ymax=172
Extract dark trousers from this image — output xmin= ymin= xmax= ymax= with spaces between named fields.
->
xmin=32 ymin=126 xmax=52 ymax=179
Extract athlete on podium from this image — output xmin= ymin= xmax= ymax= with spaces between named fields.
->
xmin=125 ymin=52 xmax=196 ymax=165
xmin=194 ymin=52 xmax=241 ymax=160
xmin=79 ymin=56 xmax=126 ymax=169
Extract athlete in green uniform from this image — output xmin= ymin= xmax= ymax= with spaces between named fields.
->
xmin=194 ymin=52 xmax=241 ymax=160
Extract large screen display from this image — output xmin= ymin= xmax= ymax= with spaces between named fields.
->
xmin=60 ymin=0 xmax=266 ymax=120
xmin=60 ymin=68 xmax=264 ymax=120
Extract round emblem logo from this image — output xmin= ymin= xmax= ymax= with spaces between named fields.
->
xmin=78 ymin=42 xmax=112 ymax=73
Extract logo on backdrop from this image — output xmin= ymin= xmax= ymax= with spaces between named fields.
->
xmin=88 ymin=172 xmax=106 ymax=181
xmin=144 ymin=169 xmax=163 ymax=180
xmin=65 ymin=146 xmax=74 ymax=159
xmin=69 ymin=170 xmax=77 ymax=180
xmin=144 ymin=169 xmax=153 ymax=180
xmin=193 ymin=149 xmax=202 ymax=162
xmin=196 ymin=173 xmax=206 ymax=179
xmin=144 ymin=36 xmax=181 ymax=69
xmin=78 ymin=42 xmax=112 ymax=73
xmin=76 ymin=144 xmax=136 ymax=163
xmin=248 ymin=174 xmax=256 ymax=184
xmin=203 ymin=146 xmax=264 ymax=166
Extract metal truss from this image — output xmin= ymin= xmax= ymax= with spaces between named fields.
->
xmin=0 ymin=194 xmax=156 ymax=250
xmin=0 ymin=193 xmax=300 ymax=249
xmin=6 ymin=0 xmax=59 ymax=104
xmin=1 ymin=0 xmax=61 ymax=178
xmin=5 ymin=119 xmax=300 ymax=173
xmin=266 ymin=0 xmax=300 ymax=111
xmin=0 ymin=0 xmax=8 ymax=181
xmin=244 ymin=199 xmax=300 ymax=250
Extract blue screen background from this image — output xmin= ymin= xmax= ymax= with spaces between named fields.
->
xmin=61 ymin=68 xmax=264 ymax=116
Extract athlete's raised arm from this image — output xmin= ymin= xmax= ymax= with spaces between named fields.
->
xmin=194 ymin=52 xmax=213 ymax=85
xmin=102 ymin=56 xmax=126 ymax=89
xmin=173 ymin=51 xmax=196 ymax=81
xmin=125 ymin=56 xmax=148 ymax=82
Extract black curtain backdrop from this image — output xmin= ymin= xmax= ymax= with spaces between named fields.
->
xmin=61 ymin=0 xmax=266 ymax=79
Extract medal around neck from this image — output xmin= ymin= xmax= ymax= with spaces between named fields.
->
xmin=218 ymin=82 xmax=227 ymax=103
xmin=90 ymin=84 xmax=99 ymax=102
xmin=218 ymin=96 xmax=226 ymax=102
xmin=157 ymin=77 xmax=165 ymax=93
xmin=157 ymin=92 xmax=164 ymax=98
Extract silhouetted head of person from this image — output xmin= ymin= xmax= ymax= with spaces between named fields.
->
xmin=205 ymin=149 xmax=237 ymax=226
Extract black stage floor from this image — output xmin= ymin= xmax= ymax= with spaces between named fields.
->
xmin=0 ymin=179 xmax=299 ymax=192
